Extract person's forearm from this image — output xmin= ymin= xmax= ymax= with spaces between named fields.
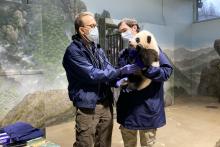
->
xmin=143 ymin=65 xmax=173 ymax=82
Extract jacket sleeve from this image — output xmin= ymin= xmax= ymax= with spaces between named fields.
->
xmin=98 ymin=48 xmax=121 ymax=87
xmin=63 ymin=46 xmax=120 ymax=85
xmin=142 ymin=49 xmax=173 ymax=82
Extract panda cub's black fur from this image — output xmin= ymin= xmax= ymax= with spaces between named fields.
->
xmin=118 ymin=46 xmax=159 ymax=90
xmin=136 ymin=45 xmax=159 ymax=69
xmin=119 ymin=30 xmax=160 ymax=90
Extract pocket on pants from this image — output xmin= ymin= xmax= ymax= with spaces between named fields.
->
xmin=75 ymin=108 xmax=94 ymax=136
xmin=75 ymin=123 xmax=90 ymax=135
xmin=140 ymin=129 xmax=157 ymax=146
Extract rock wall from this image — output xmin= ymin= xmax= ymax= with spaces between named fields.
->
xmin=198 ymin=39 xmax=220 ymax=102
xmin=0 ymin=89 xmax=75 ymax=128
xmin=198 ymin=59 xmax=220 ymax=102
xmin=214 ymin=39 xmax=220 ymax=56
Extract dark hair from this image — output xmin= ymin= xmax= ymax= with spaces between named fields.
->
xmin=118 ymin=18 xmax=140 ymax=32
xmin=74 ymin=11 xmax=94 ymax=34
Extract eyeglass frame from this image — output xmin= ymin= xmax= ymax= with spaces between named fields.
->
xmin=83 ymin=24 xmax=98 ymax=29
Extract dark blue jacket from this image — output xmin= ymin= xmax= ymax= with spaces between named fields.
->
xmin=63 ymin=34 xmax=120 ymax=109
xmin=117 ymin=49 xmax=173 ymax=129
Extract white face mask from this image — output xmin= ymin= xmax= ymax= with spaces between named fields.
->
xmin=121 ymin=30 xmax=133 ymax=48
xmin=86 ymin=27 xmax=99 ymax=44
xmin=121 ymin=30 xmax=133 ymax=40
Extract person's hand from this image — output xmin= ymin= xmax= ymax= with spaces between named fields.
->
xmin=120 ymin=64 xmax=140 ymax=75
xmin=116 ymin=77 xmax=128 ymax=87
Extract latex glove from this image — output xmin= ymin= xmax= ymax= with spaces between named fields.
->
xmin=116 ymin=77 xmax=128 ymax=87
xmin=120 ymin=64 xmax=140 ymax=76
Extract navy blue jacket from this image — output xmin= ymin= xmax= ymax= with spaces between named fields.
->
xmin=63 ymin=34 xmax=120 ymax=109
xmin=117 ymin=49 xmax=173 ymax=129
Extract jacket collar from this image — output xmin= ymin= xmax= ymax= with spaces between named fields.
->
xmin=72 ymin=34 xmax=96 ymax=52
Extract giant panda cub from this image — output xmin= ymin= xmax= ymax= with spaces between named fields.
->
xmin=119 ymin=30 xmax=160 ymax=91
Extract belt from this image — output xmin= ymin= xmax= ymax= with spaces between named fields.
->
xmin=96 ymin=99 xmax=104 ymax=104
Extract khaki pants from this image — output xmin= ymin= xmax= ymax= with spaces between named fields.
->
xmin=120 ymin=125 xmax=157 ymax=147
xmin=73 ymin=104 xmax=113 ymax=147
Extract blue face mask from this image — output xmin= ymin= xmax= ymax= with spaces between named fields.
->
xmin=87 ymin=27 xmax=99 ymax=44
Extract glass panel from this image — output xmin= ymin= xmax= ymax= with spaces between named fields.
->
xmin=0 ymin=1 xmax=44 ymax=127
xmin=40 ymin=0 xmax=76 ymax=127
xmin=198 ymin=0 xmax=220 ymax=21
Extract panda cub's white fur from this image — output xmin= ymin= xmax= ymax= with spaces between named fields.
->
xmin=128 ymin=30 xmax=160 ymax=90
xmin=129 ymin=30 xmax=160 ymax=67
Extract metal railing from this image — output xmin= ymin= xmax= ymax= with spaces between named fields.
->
xmin=105 ymin=33 xmax=123 ymax=67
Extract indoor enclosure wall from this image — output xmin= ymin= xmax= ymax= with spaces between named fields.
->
xmin=0 ymin=0 xmax=219 ymax=129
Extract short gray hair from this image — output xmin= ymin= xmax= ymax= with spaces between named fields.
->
xmin=74 ymin=11 xmax=94 ymax=34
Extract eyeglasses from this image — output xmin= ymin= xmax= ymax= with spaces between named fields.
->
xmin=83 ymin=24 xmax=97 ymax=28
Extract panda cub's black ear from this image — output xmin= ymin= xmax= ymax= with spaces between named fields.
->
xmin=147 ymin=36 xmax=151 ymax=44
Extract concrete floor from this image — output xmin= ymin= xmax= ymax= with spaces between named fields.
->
xmin=46 ymin=96 xmax=220 ymax=147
